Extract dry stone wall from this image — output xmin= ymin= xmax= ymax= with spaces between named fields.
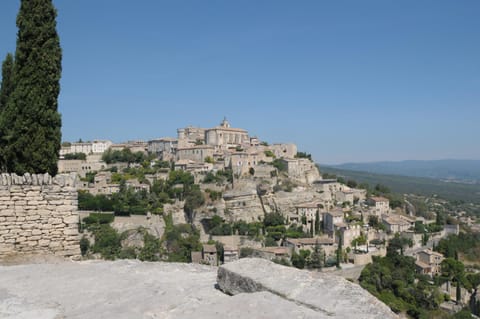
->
xmin=0 ymin=173 xmax=80 ymax=259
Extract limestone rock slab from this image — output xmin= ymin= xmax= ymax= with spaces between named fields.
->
xmin=217 ymin=258 xmax=398 ymax=319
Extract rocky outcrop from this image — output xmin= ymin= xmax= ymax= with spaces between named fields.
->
xmin=0 ymin=258 xmax=398 ymax=319
xmin=217 ymin=258 xmax=398 ymax=319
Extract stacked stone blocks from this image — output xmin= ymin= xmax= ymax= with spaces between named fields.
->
xmin=0 ymin=173 xmax=80 ymax=258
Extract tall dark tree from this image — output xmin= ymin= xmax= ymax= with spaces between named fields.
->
xmin=0 ymin=53 xmax=14 ymax=110
xmin=0 ymin=53 xmax=15 ymax=170
xmin=2 ymin=0 xmax=62 ymax=175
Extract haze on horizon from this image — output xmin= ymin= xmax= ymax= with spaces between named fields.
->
xmin=0 ymin=1 xmax=478 ymax=165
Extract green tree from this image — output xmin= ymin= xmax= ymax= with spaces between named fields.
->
xmin=307 ymin=241 xmax=324 ymax=270
xmin=336 ymin=232 xmax=343 ymax=268
xmin=0 ymin=53 xmax=14 ymax=110
xmin=387 ymin=233 xmax=412 ymax=256
xmin=0 ymin=53 xmax=14 ymax=170
xmin=441 ymin=258 xmax=466 ymax=305
xmin=184 ymin=187 xmax=205 ymax=224
xmin=1 ymin=0 xmax=62 ymax=175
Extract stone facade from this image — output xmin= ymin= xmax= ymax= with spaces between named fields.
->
xmin=60 ymin=140 xmax=112 ymax=156
xmin=176 ymin=145 xmax=215 ymax=163
xmin=0 ymin=173 xmax=80 ymax=259
xmin=205 ymin=118 xmax=249 ymax=151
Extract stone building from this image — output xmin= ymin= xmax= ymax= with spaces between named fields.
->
xmin=280 ymin=158 xmax=320 ymax=185
xmin=368 ymin=197 xmax=390 ymax=216
xmin=228 ymin=151 xmax=261 ymax=176
xmin=60 ymin=140 xmax=113 ymax=156
xmin=270 ymin=143 xmax=297 ymax=159
xmin=110 ymin=141 xmax=148 ymax=154
xmin=382 ymin=215 xmax=413 ymax=233
xmin=293 ymin=201 xmax=323 ymax=235
xmin=58 ymin=159 xmax=106 ymax=178
xmin=335 ymin=191 xmax=355 ymax=205
xmin=324 ymin=209 xmax=345 ymax=233
xmin=147 ymin=138 xmax=178 ymax=161
xmin=177 ymin=126 xmax=206 ymax=148
xmin=284 ymin=237 xmax=336 ymax=256
xmin=176 ymin=145 xmax=215 ymax=163
xmin=205 ymin=118 xmax=249 ymax=151
xmin=202 ymin=244 xmax=218 ymax=266
xmin=414 ymin=249 xmax=444 ymax=276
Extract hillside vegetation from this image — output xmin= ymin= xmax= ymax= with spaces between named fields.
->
xmin=328 ymin=160 xmax=480 ymax=184
xmin=319 ymin=166 xmax=480 ymax=204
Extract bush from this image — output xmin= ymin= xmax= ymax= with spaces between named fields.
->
xmin=79 ymin=236 xmax=90 ymax=256
xmin=91 ymin=224 xmax=121 ymax=260
xmin=263 ymin=212 xmax=285 ymax=227
xmin=83 ymin=213 xmax=114 ymax=226
xmin=240 ymin=247 xmax=254 ymax=258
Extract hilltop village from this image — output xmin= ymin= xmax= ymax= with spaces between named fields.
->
xmin=58 ymin=119 xmax=457 ymax=271
xmin=3 ymin=118 xmax=479 ymax=318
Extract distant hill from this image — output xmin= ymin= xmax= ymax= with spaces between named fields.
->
xmin=327 ymin=159 xmax=480 ymax=184
xmin=318 ymin=166 xmax=480 ymax=204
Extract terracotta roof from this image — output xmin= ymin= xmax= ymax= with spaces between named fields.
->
xmin=203 ymin=244 xmax=217 ymax=253
xmin=259 ymin=247 xmax=289 ymax=255
xmin=370 ymin=196 xmax=389 ymax=202
xmin=295 ymin=202 xmax=321 ymax=209
xmin=415 ymin=260 xmax=431 ymax=270
xmin=286 ymin=237 xmax=334 ymax=245
xmin=418 ymin=249 xmax=444 ymax=258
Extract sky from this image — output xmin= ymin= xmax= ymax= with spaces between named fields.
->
xmin=0 ymin=1 xmax=479 ymax=164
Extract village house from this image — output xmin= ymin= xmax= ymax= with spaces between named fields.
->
xmin=223 ymin=246 xmax=239 ymax=263
xmin=270 ymin=143 xmax=298 ymax=159
xmin=414 ymin=249 xmax=444 ymax=276
xmin=176 ymin=145 xmax=215 ymax=163
xmin=323 ymin=209 xmax=345 ymax=233
xmin=60 ymin=140 xmax=113 ymax=156
xmin=58 ymin=159 xmax=106 ymax=178
xmin=177 ymin=126 xmax=207 ymax=148
xmin=294 ymin=201 xmax=323 ymax=235
xmin=147 ymin=138 xmax=178 ymax=161
xmin=252 ymin=247 xmax=290 ymax=261
xmin=192 ymin=244 xmax=218 ymax=266
xmin=228 ymin=151 xmax=261 ymax=176
xmin=203 ymin=244 xmax=218 ymax=266
xmin=280 ymin=158 xmax=320 ymax=184
xmin=284 ymin=236 xmax=335 ymax=256
xmin=382 ymin=214 xmax=413 ymax=233
xmin=368 ymin=196 xmax=390 ymax=216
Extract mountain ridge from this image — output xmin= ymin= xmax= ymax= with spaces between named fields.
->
xmin=324 ymin=159 xmax=480 ymax=184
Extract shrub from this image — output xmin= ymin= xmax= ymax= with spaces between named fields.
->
xmin=83 ymin=213 xmax=114 ymax=226
xmin=79 ymin=236 xmax=90 ymax=256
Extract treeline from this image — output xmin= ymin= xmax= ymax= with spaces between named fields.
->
xmin=102 ymin=148 xmax=154 ymax=165
xmin=80 ymin=213 xmax=201 ymax=262
xmin=203 ymin=212 xmax=312 ymax=248
xmin=78 ymin=170 xmax=205 ymax=217
xmin=436 ymin=233 xmax=480 ymax=263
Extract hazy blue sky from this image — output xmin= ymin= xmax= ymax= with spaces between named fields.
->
xmin=0 ymin=1 xmax=479 ymax=164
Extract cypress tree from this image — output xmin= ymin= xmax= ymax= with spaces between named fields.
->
xmin=0 ymin=53 xmax=14 ymax=111
xmin=2 ymin=0 xmax=62 ymax=175
xmin=0 ymin=53 xmax=15 ymax=170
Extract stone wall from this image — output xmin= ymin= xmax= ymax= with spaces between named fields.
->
xmin=0 ymin=173 xmax=80 ymax=259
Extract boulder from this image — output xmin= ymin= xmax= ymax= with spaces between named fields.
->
xmin=217 ymin=258 xmax=398 ymax=319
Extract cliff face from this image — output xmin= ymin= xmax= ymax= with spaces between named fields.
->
xmin=0 ymin=258 xmax=397 ymax=319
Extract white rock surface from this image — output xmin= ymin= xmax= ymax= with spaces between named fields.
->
xmin=0 ymin=260 xmax=331 ymax=319
xmin=217 ymin=258 xmax=398 ymax=319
